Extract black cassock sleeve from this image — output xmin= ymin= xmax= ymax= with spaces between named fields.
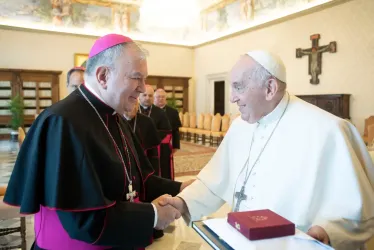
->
xmin=57 ymin=202 xmax=155 ymax=248
xmin=169 ymin=108 xmax=182 ymax=149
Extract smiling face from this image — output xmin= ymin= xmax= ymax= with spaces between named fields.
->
xmin=229 ymin=56 xmax=271 ymax=123
xmin=124 ymin=99 xmax=139 ymax=119
xmin=154 ymin=89 xmax=167 ymax=108
xmin=97 ymin=45 xmax=147 ymax=114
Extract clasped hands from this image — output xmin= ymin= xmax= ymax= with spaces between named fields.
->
xmin=151 ymin=179 xmax=194 ymax=230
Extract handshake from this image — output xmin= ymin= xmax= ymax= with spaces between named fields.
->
xmin=151 ymin=179 xmax=194 ymax=230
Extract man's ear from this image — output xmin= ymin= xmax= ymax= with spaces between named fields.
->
xmin=96 ymin=66 xmax=109 ymax=89
xmin=265 ymin=78 xmax=278 ymax=101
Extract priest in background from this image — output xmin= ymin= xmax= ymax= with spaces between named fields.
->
xmin=139 ymin=86 xmax=175 ymax=180
xmin=124 ymin=100 xmax=161 ymax=176
xmin=154 ymin=88 xmax=182 ymax=154
xmin=161 ymin=50 xmax=374 ymax=250
xmin=66 ymin=66 xmax=85 ymax=94
xmin=4 ymin=34 xmax=193 ymax=250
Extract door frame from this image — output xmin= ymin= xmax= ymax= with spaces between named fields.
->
xmin=206 ymin=72 xmax=229 ymax=114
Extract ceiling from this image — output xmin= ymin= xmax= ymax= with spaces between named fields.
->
xmin=0 ymin=0 xmax=338 ymax=46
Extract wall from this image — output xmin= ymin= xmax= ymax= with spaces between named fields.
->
xmin=0 ymin=28 xmax=194 ymax=110
xmin=193 ymin=0 xmax=374 ymax=134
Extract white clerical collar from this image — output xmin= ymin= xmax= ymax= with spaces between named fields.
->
xmin=84 ymin=84 xmax=116 ymax=115
xmin=140 ymin=104 xmax=150 ymax=109
xmin=258 ymin=91 xmax=289 ymax=125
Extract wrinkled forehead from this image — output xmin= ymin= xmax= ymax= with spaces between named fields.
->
xmin=144 ymin=86 xmax=154 ymax=95
xmin=155 ymin=91 xmax=166 ymax=97
xmin=230 ymin=55 xmax=256 ymax=84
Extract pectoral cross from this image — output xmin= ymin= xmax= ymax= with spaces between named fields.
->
xmin=296 ymin=34 xmax=337 ymax=85
xmin=126 ymin=184 xmax=136 ymax=202
xmin=234 ymin=186 xmax=247 ymax=212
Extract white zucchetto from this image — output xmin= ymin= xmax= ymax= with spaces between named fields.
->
xmin=246 ymin=50 xmax=287 ymax=82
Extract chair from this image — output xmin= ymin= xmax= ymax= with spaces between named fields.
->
xmin=18 ymin=127 xmax=26 ymax=146
xmin=186 ymin=113 xmax=196 ymax=141
xmin=179 ymin=112 xmax=189 ymax=140
xmin=191 ymin=113 xmax=205 ymax=143
xmin=363 ymin=116 xmax=374 ymax=144
xmin=0 ymin=128 xmax=27 ymax=250
xmin=210 ymin=114 xmax=223 ymax=146
xmin=195 ymin=114 xmax=213 ymax=145
xmin=0 ymin=194 xmax=27 ymax=250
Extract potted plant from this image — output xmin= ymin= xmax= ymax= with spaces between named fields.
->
xmin=8 ymin=94 xmax=24 ymax=142
xmin=167 ymin=96 xmax=178 ymax=109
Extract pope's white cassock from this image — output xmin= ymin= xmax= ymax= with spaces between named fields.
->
xmin=178 ymin=93 xmax=374 ymax=250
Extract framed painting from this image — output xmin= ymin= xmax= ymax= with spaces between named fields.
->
xmin=74 ymin=53 xmax=88 ymax=67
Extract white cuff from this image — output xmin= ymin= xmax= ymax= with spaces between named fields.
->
xmin=151 ymin=203 xmax=158 ymax=228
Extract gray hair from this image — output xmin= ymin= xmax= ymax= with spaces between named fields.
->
xmin=85 ymin=42 xmax=148 ymax=76
xmin=245 ymin=63 xmax=286 ymax=89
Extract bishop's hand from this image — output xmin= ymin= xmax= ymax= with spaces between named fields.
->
xmin=152 ymin=195 xmax=181 ymax=230
xmin=158 ymin=196 xmax=188 ymax=215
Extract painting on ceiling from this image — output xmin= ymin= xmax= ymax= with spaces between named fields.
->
xmin=0 ymin=0 xmax=335 ymax=45
xmin=0 ymin=0 xmax=141 ymax=34
xmin=200 ymin=0 xmax=315 ymax=38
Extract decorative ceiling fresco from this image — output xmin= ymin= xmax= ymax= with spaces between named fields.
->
xmin=0 ymin=0 xmax=338 ymax=46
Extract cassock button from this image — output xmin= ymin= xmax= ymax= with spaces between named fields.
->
xmin=252 ymin=172 xmax=256 ymax=176
xmin=250 ymin=197 xmax=254 ymax=200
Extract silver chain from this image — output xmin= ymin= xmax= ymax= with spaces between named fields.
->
xmin=78 ymin=86 xmax=132 ymax=186
xmin=132 ymin=114 xmax=137 ymax=134
xmin=232 ymin=92 xmax=290 ymax=210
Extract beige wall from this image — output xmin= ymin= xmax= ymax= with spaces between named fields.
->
xmin=0 ymin=28 xmax=194 ymax=110
xmin=193 ymin=0 xmax=374 ymax=134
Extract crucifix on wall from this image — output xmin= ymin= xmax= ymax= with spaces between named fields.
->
xmin=296 ymin=34 xmax=337 ymax=85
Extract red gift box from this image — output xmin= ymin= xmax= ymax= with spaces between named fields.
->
xmin=227 ymin=209 xmax=295 ymax=241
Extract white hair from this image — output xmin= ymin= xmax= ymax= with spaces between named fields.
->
xmin=245 ymin=62 xmax=286 ymax=89
xmin=85 ymin=42 xmax=148 ymax=77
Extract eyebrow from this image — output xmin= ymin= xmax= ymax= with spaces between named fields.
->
xmin=131 ymin=72 xmax=146 ymax=78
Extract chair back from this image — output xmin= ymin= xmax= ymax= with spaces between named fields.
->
xmin=18 ymin=127 xmax=26 ymax=146
xmin=197 ymin=114 xmax=204 ymax=129
xmin=189 ymin=113 xmax=197 ymax=128
xmin=203 ymin=114 xmax=212 ymax=130
xmin=211 ymin=113 xmax=222 ymax=132
xmin=182 ymin=112 xmax=189 ymax=127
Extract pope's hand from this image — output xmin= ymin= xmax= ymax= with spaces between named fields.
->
xmin=152 ymin=195 xmax=181 ymax=230
xmin=158 ymin=196 xmax=188 ymax=214
xmin=180 ymin=179 xmax=195 ymax=192
xmin=307 ymin=225 xmax=330 ymax=245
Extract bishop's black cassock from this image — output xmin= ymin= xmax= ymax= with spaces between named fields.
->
xmin=127 ymin=114 xmax=161 ymax=175
xmin=162 ymin=105 xmax=182 ymax=150
xmin=4 ymin=85 xmax=181 ymax=250
xmin=139 ymin=105 xmax=175 ymax=180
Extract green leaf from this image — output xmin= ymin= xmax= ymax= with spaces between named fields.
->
xmin=7 ymin=94 xmax=25 ymax=131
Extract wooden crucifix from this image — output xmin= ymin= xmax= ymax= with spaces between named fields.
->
xmin=296 ymin=34 xmax=337 ymax=85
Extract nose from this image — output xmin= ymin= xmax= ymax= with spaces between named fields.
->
xmin=138 ymin=79 xmax=146 ymax=93
xmin=230 ymin=92 xmax=239 ymax=103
